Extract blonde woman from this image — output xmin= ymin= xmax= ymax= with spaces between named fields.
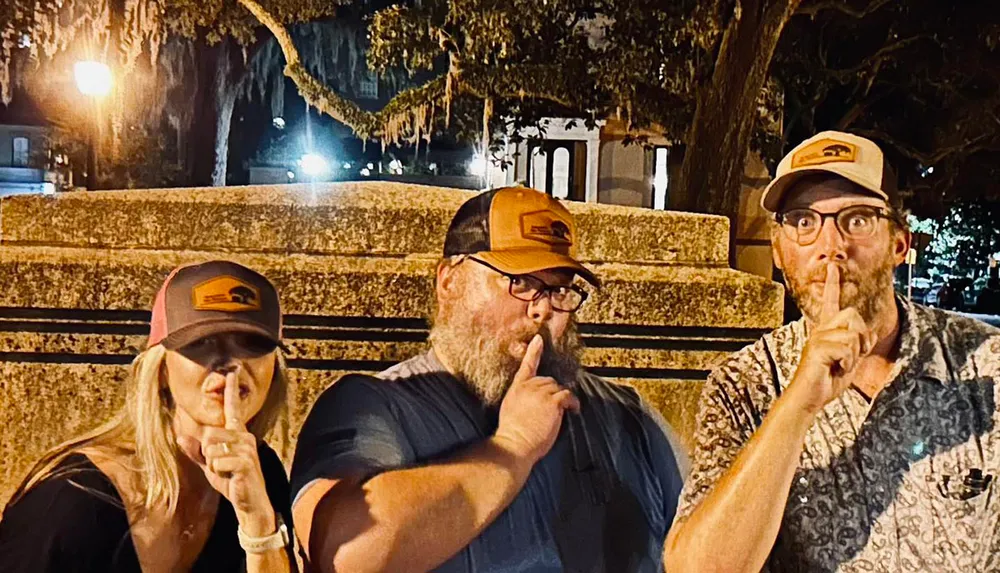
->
xmin=0 ymin=261 xmax=296 ymax=572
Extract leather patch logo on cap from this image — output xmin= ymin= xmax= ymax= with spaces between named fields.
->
xmin=520 ymin=210 xmax=573 ymax=246
xmin=791 ymin=139 xmax=858 ymax=169
xmin=192 ymin=276 xmax=261 ymax=312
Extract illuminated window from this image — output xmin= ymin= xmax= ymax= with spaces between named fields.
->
xmin=551 ymin=147 xmax=570 ymax=199
xmin=652 ymin=146 xmax=668 ymax=210
xmin=530 ymin=147 xmax=548 ymax=194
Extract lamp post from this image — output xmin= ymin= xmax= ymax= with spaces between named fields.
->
xmin=74 ymin=61 xmax=112 ymax=190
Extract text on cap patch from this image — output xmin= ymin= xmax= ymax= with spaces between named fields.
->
xmin=192 ymin=276 xmax=262 ymax=312
xmin=519 ymin=211 xmax=573 ymax=246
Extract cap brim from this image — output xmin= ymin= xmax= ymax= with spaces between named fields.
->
xmin=159 ymin=318 xmax=287 ymax=353
xmin=476 ymin=250 xmax=601 ymax=287
xmin=761 ymin=167 xmax=889 ymax=212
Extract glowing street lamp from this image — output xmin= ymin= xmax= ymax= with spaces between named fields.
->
xmin=300 ymin=153 xmax=329 ymax=178
xmin=74 ymin=61 xmax=112 ymax=190
xmin=74 ymin=61 xmax=113 ymax=96
xmin=468 ymin=153 xmax=488 ymax=177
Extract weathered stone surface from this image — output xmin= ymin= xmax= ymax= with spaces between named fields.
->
xmin=620 ymin=379 xmax=706 ymax=453
xmin=0 ymin=363 xmax=129 ymax=508
xmin=0 ymin=183 xmax=730 ymax=266
xmin=0 ymin=331 xmax=733 ymax=373
xmin=0 ymin=364 xmax=718 ymax=509
xmin=0 ymin=247 xmax=781 ymax=327
xmin=0 ymin=183 xmax=782 ymax=514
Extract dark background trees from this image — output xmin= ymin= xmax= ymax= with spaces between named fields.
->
xmin=2 ymin=0 xmax=999 ymax=228
xmin=775 ymin=0 xmax=1000 ymax=218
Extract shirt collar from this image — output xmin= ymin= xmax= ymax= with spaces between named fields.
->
xmin=890 ymin=295 xmax=950 ymax=384
xmin=769 ymin=295 xmax=951 ymax=387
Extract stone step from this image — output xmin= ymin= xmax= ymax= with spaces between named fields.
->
xmin=0 ymin=183 xmax=730 ymax=266
xmin=0 ymin=363 xmax=706 ymax=507
xmin=0 ymin=245 xmax=782 ymax=328
xmin=0 ymin=322 xmax=737 ymax=374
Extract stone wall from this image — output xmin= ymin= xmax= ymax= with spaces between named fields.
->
xmin=0 ymin=182 xmax=783 ymax=512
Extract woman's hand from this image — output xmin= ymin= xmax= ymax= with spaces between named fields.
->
xmin=186 ymin=371 xmax=277 ymax=536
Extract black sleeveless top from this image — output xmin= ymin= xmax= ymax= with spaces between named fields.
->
xmin=0 ymin=444 xmax=293 ymax=572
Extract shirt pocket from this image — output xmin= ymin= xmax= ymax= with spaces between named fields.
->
xmin=907 ymin=443 xmax=997 ymax=544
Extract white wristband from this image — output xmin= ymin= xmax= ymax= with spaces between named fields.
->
xmin=238 ymin=513 xmax=290 ymax=554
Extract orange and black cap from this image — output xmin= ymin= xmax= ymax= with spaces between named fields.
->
xmin=443 ymin=186 xmax=600 ymax=286
xmin=147 ymin=260 xmax=287 ymax=352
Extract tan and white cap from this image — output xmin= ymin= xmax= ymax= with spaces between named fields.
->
xmin=761 ymin=130 xmax=898 ymax=212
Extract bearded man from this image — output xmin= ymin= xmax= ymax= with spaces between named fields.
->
xmin=664 ymin=131 xmax=1000 ymax=573
xmin=291 ymin=186 xmax=684 ymax=573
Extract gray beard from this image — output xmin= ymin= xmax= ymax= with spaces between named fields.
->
xmin=429 ymin=316 xmax=584 ymax=406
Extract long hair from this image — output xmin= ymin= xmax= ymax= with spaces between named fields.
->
xmin=6 ymin=344 xmax=289 ymax=518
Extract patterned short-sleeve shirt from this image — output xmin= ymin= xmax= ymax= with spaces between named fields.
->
xmin=675 ymin=299 xmax=1000 ymax=572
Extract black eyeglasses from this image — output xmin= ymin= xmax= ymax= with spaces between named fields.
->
xmin=775 ymin=205 xmax=898 ymax=246
xmin=466 ymin=257 xmax=589 ymax=313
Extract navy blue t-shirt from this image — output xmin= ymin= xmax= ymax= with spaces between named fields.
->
xmin=291 ymin=351 xmax=683 ymax=572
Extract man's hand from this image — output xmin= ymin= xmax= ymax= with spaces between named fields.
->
xmin=787 ymin=263 xmax=877 ymax=415
xmin=493 ymin=335 xmax=580 ymax=465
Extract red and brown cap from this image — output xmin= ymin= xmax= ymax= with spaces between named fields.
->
xmin=443 ymin=186 xmax=600 ymax=286
xmin=147 ymin=260 xmax=285 ymax=351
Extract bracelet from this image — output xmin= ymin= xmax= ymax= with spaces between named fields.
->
xmin=238 ymin=513 xmax=290 ymax=554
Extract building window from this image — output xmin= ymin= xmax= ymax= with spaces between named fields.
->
xmin=651 ymin=146 xmax=669 ymax=210
xmin=12 ymin=137 xmax=29 ymax=167
xmin=357 ymin=70 xmax=379 ymax=100
xmin=551 ymin=147 xmax=571 ymax=199
xmin=528 ymin=140 xmax=583 ymax=201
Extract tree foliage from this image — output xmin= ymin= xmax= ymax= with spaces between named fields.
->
xmin=775 ymin=0 xmax=1000 ymax=215
xmin=241 ymin=0 xmax=799 ymax=218
xmin=0 ymin=0 xmax=380 ymax=188
xmin=1 ymin=0 xmax=341 ymax=103
xmin=5 ymin=0 xmax=999 ymax=219
xmin=909 ymin=201 xmax=1000 ymax=280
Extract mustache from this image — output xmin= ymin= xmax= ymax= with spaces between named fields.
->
xmin=804 ymin=264 xmax=859 ymax=283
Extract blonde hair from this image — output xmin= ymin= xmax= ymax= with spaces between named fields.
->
xmin=7 ymin=344 xmax=288 ymax=518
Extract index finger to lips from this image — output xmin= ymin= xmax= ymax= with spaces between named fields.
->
xmin=514 ymin=335 xmax=543 ymax=383
xmin=820 ymin=263 xmax=841 ymax=324
xmin=224 ymin=372 xmax=245 ymax=430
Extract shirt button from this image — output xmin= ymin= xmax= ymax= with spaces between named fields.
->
xmin=799 ymin=477 xmax=808 ymax=486
xmin=799 ymin=495 xmax=809 ymax=503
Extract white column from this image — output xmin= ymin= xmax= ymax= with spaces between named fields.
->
xmin=585 ymin=139 xmax=600 ymax=203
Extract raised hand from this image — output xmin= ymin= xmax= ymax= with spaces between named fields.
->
xmin=186 ymin=369 xmax=276 ymax=535
xmin=494 ymin=335 xmax=581 ymax=465
xmin=787 ymin=264 xmax=877 ymax=414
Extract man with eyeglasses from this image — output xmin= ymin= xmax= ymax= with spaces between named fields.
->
xmin=291 ymin=186 xmax=685 ymax=572
xmin=664 ymin=131 xmax=1000 ymax=572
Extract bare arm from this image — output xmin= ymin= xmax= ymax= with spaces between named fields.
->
xmin=189 ymin=370 xmax=297 ymax=573
xmin=295 ymin=435 xmax=533 ymax=573
xmin=242 ymin=510 xmax=296 ymax=573
xmin=663 ymin=390 xmax=816 ymax=572
xmin=664 ymin=265 xmax=874 ymax=573
xmin=295 ymin=335 xmax=579 ymax=573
